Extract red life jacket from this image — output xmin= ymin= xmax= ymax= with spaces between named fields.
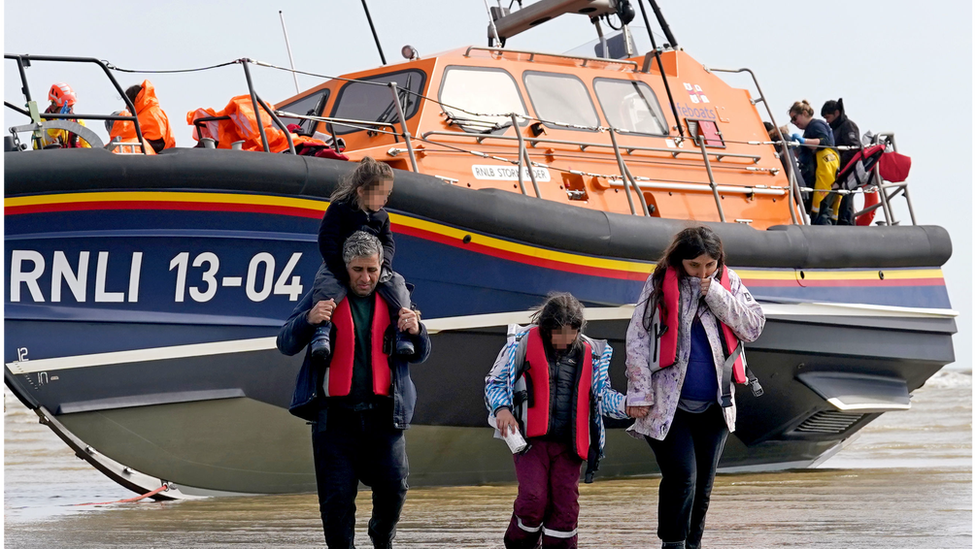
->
xmin=322 ymin=294 xmax=392 ymax=397
xmin=522 ymin=327 xmax=593 ymax=460
xmin=658 ymin=267 xmax=746 ymax=384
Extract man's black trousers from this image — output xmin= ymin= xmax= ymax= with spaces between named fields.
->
xmin=312 ymin=404 xmax=409 ymax=549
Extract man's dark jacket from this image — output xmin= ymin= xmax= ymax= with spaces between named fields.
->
xmin=277 ymin=289 xmax=431 ymax=427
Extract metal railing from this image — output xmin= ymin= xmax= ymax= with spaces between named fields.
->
xmin=706 ymin=66 xmax=803 ymax=225
xmin=4 ymin=55 xmax=297 ymax=155
xmin=418 ymin=131 xmax=763 ymax=164
xmin=4 ymin=54 xmax=147 ymax=153
xmin=5 ymin=54 xmax=916 ymax=227
xmin=464 ymin=46 xmax=639 ymax=70
xmin=864 ymin=132 xmax=915 ymax=225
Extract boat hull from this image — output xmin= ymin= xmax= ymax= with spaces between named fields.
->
xmin=4 ymin=149 xmax=955 ymax=496
xmin=4 ymin=308 xmax=954 ymax=495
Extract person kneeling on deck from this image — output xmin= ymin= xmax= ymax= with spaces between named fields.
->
xmin=276 ymin=230 xmax=430 ymax=549
xmin=485 ymin=292 xmax=638 ymax=549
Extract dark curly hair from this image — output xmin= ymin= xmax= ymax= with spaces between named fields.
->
xmin=531 ymin=292 xmax=586 ymax=351
xmin=642 ymin=226 xmax=725 ymax=331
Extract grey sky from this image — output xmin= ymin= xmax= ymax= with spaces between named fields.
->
xmin=4 ymin=1 xmax=971 ymax=367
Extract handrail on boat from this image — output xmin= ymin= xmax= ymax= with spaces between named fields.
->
xmin=4 ymin=53 xmax=148 ymax=154
xmin=606 ymin=179 xmax=788 ymax=196
xmin=608 ymin=127 xmax=650 ymax=216
xmin=511 ymin=112 xmax=539 ymax=197
xmin=706 ymin=66 xmax=804 ymax=225
xmin=707 ymin=66 xmax=919 ymax=227
xmin=278 ymin=112 xmax=403 ymax=140
xmin=419 ymin=130 xmax=762 ymax=165
xmin=389 ymin=81 xmax=419 ymax=172
xmin=4 ymin=101 xmax=29 ymax=117
xmin=870 ymin=132 xmax=916 ymax=225
xmin=239 ymin=58 xmax=296 ymax=155
xmin=696 ymin=135 xmax=727 ymax=222
xmin=463 ymin=46 xmax=639 ymax=70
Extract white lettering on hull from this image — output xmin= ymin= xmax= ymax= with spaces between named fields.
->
xmin=472 ymin=164 xmax=551 ymax=182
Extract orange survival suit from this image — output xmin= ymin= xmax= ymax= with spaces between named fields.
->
xmin=110 ymin=79 xmax=176 ymax=153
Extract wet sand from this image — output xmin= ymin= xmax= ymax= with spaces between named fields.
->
xmin=5 ymin=371 xmax=971 ymax=548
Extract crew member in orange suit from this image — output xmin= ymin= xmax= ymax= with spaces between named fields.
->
xmin=110 ymin=80 xmax=176 ymax=153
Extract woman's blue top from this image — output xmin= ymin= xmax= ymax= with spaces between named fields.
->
xmin=680 ymin=316 xmax=719 ymax=403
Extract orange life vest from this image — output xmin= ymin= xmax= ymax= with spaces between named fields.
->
xmin=186 ymin=96 xmax=327 ymax=153
xmin=658 ymin=266 xmax=746 ymax=384
xmin=321 ymin=294 xmax=392 ymax=397
xmin=522 ymin=327 xmax=593 ymax=460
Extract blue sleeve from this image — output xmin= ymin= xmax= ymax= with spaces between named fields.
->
xmin=405 ymin=323 xmax=431 ymax=364
xmin=593 ymin=344 xmax=628 ymax=419
xmin=377 ymin=210 xmax=395 ymax=272
xmin=318 ymin=202 xmax=349 ymax=279
xmin=485 ymin=336 xmax=522 ymax=415
xmin=276 ymin=291 xmax=316 ymax=356
xmin=804 ymin=120 xmax=834 ymax=147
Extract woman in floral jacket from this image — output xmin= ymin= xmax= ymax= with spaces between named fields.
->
xmin=625 ymin=226 xmax=765 ymax=549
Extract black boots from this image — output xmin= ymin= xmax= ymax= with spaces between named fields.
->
xmin=395 ymin=331 xmax=415 ymax=356
xmin=662 ymin=542 xmax=685 ymax=549
xmin=310 ymin=325 xmax=331 ymax=360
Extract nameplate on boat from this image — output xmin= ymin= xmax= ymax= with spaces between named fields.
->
xmin=472 ymin=165 xmax=551 ymax=182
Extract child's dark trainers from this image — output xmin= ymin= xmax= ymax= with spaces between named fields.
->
xmin=395 ymin=331 xmax=415 ymax=356
xmin=310 ymin=327 xmax=331 ymax=360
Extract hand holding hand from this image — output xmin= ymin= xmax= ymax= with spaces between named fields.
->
xmin=626 ymin=405 xmax=650 ymax=419
xmin=307 ymin=299 xmax=335 ymax=325
xmin=398 ymin=307 xmax=421 ymax=335
xmin=495 ymin=408 xmax=519 ymax=438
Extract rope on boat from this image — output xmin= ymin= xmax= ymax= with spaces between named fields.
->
xmin=104 ymin=60 xmax=240 ymax=74
xmin=411 ymin=135 xmax=779 ymax=190
xmin=73 ymin=483 xmax=169 ymax=506
xmin=251 ymin=60 xmax=386 ymax=87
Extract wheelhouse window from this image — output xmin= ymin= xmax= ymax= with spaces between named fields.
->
xmin=329 ymin=69 xmax=427 ymax=136
xmin=523 ymin=71 xmax=599 ymax=130
xmin=594 ymin=79 xmax=668 ymax=135
xmin=277 ymin=89 xmax=329 ymax=136
xmin=438 ymin=67 xmax=527 ymax=133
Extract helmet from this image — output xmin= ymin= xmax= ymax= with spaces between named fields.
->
xmin=48 ymin=82 xmax=77 ymax=107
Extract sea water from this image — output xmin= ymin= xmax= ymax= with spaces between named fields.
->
xmin=5 ymin=370 xmax=971 ymax=548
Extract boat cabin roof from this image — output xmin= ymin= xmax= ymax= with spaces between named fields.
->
xmin=274 ymin=45 xmax=794 ymax=230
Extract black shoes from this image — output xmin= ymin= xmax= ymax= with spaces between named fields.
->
xmin=395 ymin=332 xmax=415 ymax=356
xmin=310 ymin=326 xmax=331 ymax=360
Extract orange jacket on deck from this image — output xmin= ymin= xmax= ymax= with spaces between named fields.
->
xmin=187 ymin=95 xmax=326 ymax=153
xmin=110 ymin=79 xmax=176 ymax=150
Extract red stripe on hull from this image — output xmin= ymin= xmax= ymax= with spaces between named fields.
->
xmin=393 ymin=223 xmax=649 ymax=281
